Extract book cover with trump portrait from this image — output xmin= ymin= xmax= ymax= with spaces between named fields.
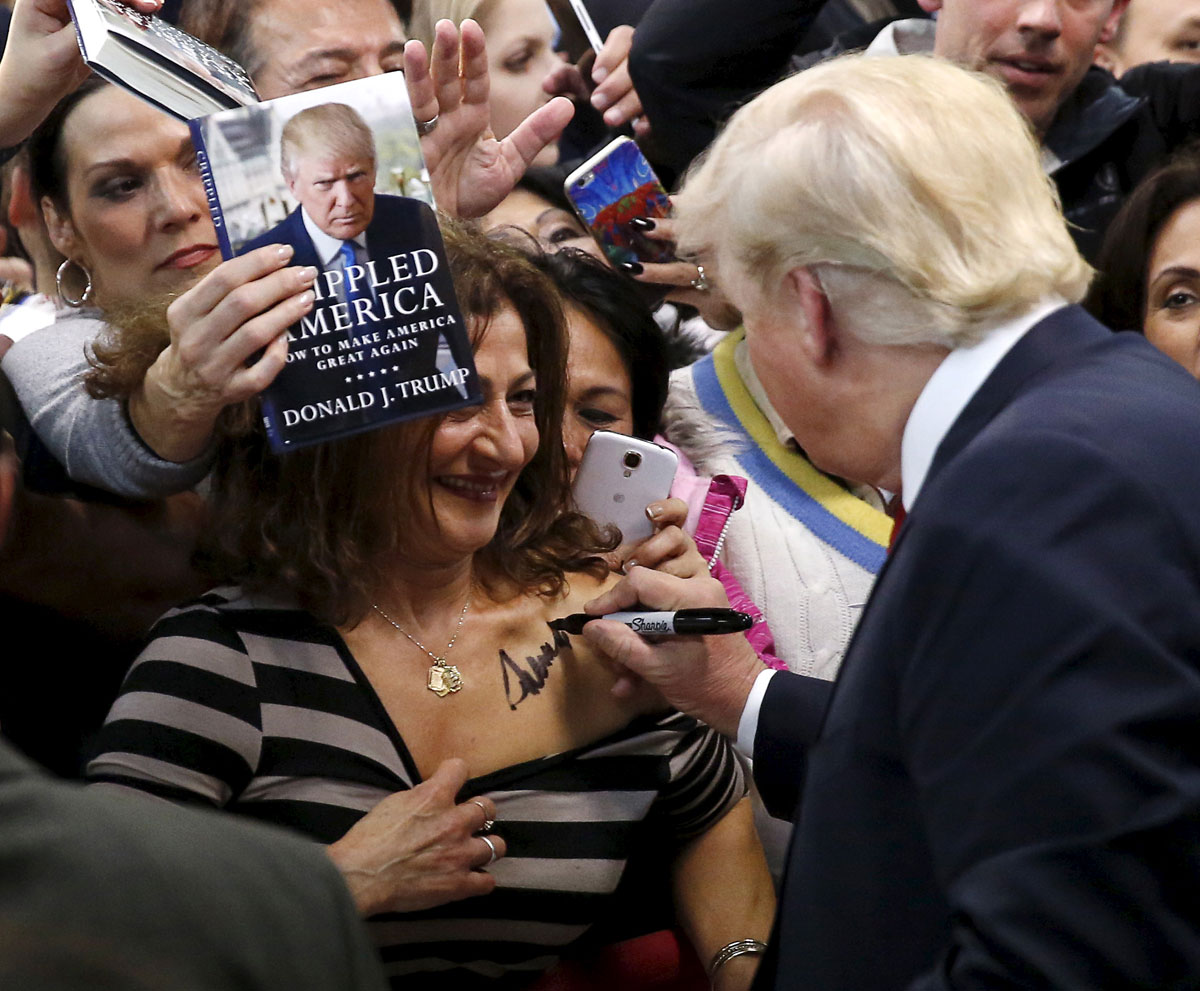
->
xmin=190 ymin=74 xmax=479 ymax=452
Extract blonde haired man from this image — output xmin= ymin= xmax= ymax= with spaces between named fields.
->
xmin=585 ymin=53 xmax=1200 ymax=989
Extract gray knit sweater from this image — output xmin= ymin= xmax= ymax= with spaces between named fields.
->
xmin=1 ymin=308 xmax=213 ymax=499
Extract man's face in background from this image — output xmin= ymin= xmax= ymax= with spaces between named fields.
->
xmin=921 ymin=0 xmax=1129 ymax=135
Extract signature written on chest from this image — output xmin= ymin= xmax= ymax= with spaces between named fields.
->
xmin=499 ymin=627 xmax=570 ymax=710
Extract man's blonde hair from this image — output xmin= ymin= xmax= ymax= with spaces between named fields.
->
xmin=280 ymin=103 xmax=376 ymax=181
xmin=674 ymin=54 xmax=1092 ymax=348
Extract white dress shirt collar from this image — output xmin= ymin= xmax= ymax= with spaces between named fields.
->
xmin=900 ymin=297 xmax=1066 ymax=511
xmin=300 ymin=208 xmax=368 ymax=269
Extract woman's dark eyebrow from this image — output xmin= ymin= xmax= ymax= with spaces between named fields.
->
xmin=1150 ymin=265 xmax=1200 ymax=285
xmin=83 ymin=158 xmax=139 ymax=176
xmin=535 ymin=208 xmax=582 ymax=227
xmin=576 ymin=385 xmax=628 ymax=402
xmin=475 ymin=370 xmax=536 ymax=391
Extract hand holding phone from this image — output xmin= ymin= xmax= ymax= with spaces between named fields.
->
xmin=564 ymin=137 xmax=674 ymax=271
xmin=573 ymin=431 xmax=678 ymax=545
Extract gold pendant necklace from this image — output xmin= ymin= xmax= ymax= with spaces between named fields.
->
xmin=371 ymin=591 xmax=472 ymax=697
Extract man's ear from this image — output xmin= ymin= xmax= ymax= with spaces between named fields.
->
xmin=1098 ymin=0 xmax=1129 ymax=45
xmin=916 ymin=0 xmax=943 ymax=14
xmin=39 ymin=196 xmax=81 ymax=262
xmin=785 ymin=266 xmax=837 ymax=368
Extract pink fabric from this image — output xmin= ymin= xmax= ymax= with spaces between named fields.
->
xmin=661 ymin=440 xmax=786 ymax=672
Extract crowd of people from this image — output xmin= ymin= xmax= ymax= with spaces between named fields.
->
xmin=2 ymin=0 xmax=1200 ymax=988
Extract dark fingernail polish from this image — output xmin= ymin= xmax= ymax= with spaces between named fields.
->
xmin=630 ymin=217 xmax=656 ymax=231
xmin=620 ymin=261 xmax=644 ymax=275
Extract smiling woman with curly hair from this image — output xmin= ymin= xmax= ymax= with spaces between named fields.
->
xmin=85 ymin=224 xmax=774 ymax=991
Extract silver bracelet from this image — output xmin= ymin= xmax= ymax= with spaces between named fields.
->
xmin=708 ymin=938 xmax=767 ymax=982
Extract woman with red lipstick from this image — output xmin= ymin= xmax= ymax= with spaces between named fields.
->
xmin=86 ymin=226 xmax=775 ymax=991
xmin=5 ymin=77 xmax=315 ymax=497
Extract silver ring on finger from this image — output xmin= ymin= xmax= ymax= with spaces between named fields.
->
xmin=690 ymin=264 xmax=711 ymax=292
xmin=480 ymin=834 xmax=499 ymax=866
xmin=417 ymin=114 xmax=439 ymax=137
xmin=471 ymin=799 xmax=495 ymax=832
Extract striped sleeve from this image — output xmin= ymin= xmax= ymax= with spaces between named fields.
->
xmin=653 ymin=714 xmax=749 ymax=840
xmin=86 ymin=598 xmax=263 ymax=807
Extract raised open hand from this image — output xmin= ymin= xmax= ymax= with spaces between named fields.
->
xmin=404 ymin=18 xmax=574 ymax=219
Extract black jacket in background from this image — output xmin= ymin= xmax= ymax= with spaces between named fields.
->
xmin=628 ymin=0 xmax=924 ymax=182
xmin=1052 ymin=61 xmax=1200 ymax=261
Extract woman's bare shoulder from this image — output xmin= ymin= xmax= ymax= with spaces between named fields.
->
xmin=556 ymin=568 xmax=624 ymax=607
xmin=544 ymin=569 xmax=664 ymax=719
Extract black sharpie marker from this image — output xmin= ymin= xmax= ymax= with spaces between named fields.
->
xmin=550 ymin=608 xmax=753 ymax=636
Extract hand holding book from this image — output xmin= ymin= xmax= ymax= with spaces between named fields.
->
xmin=129 ymin=244 xmax=317 ymax=463
xmin=0 ymin=0 xmax=162 ymax=146
xmin=190 ymin=73 xmax=482 ymax=450
xmin=403 ymin=18 xmax=574 ymax=220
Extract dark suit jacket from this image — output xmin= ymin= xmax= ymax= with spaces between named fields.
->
xmin=242 ymin=196 xmax=471 ymax=368
xmin=0 ymin=739 xmax=386 ymax=990
xmin=242 ymin=195 xmax=423 ymax=275
xmin=239 ymin=195 xmax=476 ymax=448
xmin=753 ymin=306 xmax=1200 ymax=989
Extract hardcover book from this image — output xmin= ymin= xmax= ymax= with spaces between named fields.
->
xmin=67 ymin=0 xmax=259 ymax=121
xmin=190 ymin=74 xmax=480 ymax=453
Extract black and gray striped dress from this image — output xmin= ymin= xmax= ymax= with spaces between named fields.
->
xmin=87 ymin=587 xmax=748 ymax=989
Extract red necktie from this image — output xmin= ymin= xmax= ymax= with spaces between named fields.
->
xmin=888 ymin=501 xmax=906 ymax=553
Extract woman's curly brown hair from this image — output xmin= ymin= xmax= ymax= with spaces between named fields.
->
xmin=200 ymin=219 xmax=614 ymax=626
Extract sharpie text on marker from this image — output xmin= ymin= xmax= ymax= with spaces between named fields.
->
xmin=550 ymin=608 xmax=754 ymax=637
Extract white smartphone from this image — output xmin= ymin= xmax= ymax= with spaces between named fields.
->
xmin=573 ymin=431 xmax=679 ymax=544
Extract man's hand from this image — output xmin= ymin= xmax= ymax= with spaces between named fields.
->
xmin=587 ymin=26 xmax=647 ymax=135
xmin=541 ymin=25 xmax=647 ymax=136
xmin=327 ymin=758 xmax=505 ymax=917
xmin=404 ymin=19 xmax=574 ymax=219
xmin=581 ymin=567 xmax=763 ymax=737
xmin=0 ymin=0 xmax=162 ymax=145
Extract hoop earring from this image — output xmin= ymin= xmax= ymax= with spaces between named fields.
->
xmin=56 ymin=258 xmax=93 ymax=308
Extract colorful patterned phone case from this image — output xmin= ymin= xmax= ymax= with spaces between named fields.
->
xmin=565 ymin=137 xmax=675 ymax=267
